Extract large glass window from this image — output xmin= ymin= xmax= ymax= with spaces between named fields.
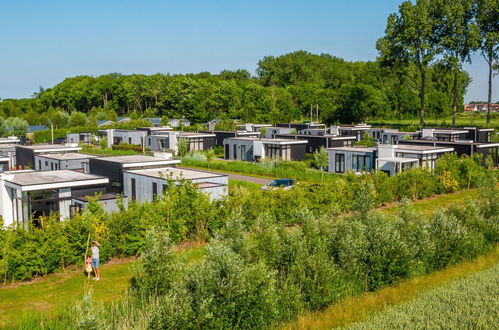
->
xmin=353 ymin=155 xmax=370 ymax=172
xmin=335 ymin=153 xmax=345 ymax=173
xmin=131 ymin=178 xmax=136 ymax=200
xmin=152 ymin=182 xmax=158 ymax=199
xmin=241 ymin=145 xmax=246 ymax=160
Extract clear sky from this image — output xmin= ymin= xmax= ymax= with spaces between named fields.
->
xmin=0 ymin=0 xmax=496 ymax=102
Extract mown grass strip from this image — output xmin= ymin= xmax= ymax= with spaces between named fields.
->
xmin=283 ymin=247 xmax=499 ymax=330
xmin=347 ymin=262 xmax=499 ymax=329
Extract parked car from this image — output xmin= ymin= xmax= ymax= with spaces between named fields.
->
xmin=260 ymin=179 xmax=295 ymax=191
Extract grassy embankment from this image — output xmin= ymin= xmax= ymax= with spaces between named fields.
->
xmin=284 ymin=247 xmax=499 ymax=329
xmin=0 ymin=188 xmax=480 ymax=326
xmin=347 ymin=260 xmax=498 ymax=329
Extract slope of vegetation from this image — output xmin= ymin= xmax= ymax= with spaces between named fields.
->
xmin=347 ymin=262 xmax=499 ymax=329
xmin=7 ymin=177 xmax=498 ymax=328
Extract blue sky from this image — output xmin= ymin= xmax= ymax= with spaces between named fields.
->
xmin=0 ymin=0 xmax=495 ymax=102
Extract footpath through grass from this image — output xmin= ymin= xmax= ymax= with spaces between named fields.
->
xmin=284 ymin=247 xmax=499 ymax=330
xmin=0 ymin=189 xmax=481 ymax=327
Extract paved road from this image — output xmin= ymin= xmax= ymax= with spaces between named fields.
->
xmin=178 ymin=166 xmax=272 ymax=185
xmin=224 ymin=173 xmax=273 ymax=185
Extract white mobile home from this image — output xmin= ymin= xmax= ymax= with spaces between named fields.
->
xmin=327 ymin=147 xmax=377 ymax=174
xmin=123 ymin=167 xmax=228 ymax=202
xmin=15 ymin=144 xmax=82 ymax=169
xmin=377 ymin=144 xmax=454 ymax=172
xmin=34 ymin=153 xmax=97 ymax=172
xmin=0 ymin=170 xmax=109 ymax=227
xmin=224 ymin=137 xmax=307 ymax=161
xmin=89 ymin=155 xmax=181 ymax=193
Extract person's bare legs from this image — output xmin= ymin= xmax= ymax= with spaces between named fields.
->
xmin=93 ymin=267 xmax=100 ymax=280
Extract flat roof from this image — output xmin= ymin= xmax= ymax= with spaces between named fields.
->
xmin=0 ymin=137 xmax=20 ymax=143
xmin=327 ymin=147 xmax=376 ymax=153
xmin=125 ymin=166 xmax=227 ymax=180
xmin=225 ymin=137 xmax=307 ymax=145
xmin=177 ymin=132 xmax=215 ymax=138
xmin=464 ymin=127 xmax=494 ymax=131
xmin=201 ymin=130 xmax=260 ymax=134
xmin=391 ymin=144 xmax=454 ymax=154
xmin=2 ymin=170 xmax=108 ymax=191
xmin=433 ymin=129 xmax=468 ymax=134
xmin=338 ymin=126 xmax=371 ymax=131
xmin=17 ymin=144 xmax=82 ymax=152
xmin=402 ymin=140 xmax=499 ymax=148
xmin=36 ymin=152 xmax=98 ymax=160
xmin=279 ymin=134 xmax=356 ymax=140
xmin=93 ymin=155 xmax=181 ymax=167
xmin=378 ymin=157 xmax=419 ymax=163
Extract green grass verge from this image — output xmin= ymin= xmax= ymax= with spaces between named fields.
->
xmin=181 ymin=158 xmax=338 ymax=183
xmin=81 ymin=146 xmax=144 ymax=156
xmin=0 ymin=261 xmax=132 ymax=327
xmin=381 ymin=189 xmax=477 ymax=218
xmin=347 ymin=259 xmax=499 ymax=329
xmin=0 ymin=245 xmax=205 ymax=327
xmin=228 ymin=179 xmax=262 ymax=191
xmin=284 ymin=247 xmax=499 ymax=330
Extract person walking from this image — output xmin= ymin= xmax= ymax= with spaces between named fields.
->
xmin=91 ymin=241 xmax=101 ymax=280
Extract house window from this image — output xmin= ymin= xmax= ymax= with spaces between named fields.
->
xmin=241 ymin=145 xmax=246 ymax=161
xmin=233 ymin=144 xmax=237 ymax=160
xmin=38 ymin=160 xmax=41 ymax=169
xmin=45 ymin=161 xmax=48 ymax=166
xmin=50 ymin=163 xmax=54 ymax=170
xmin=148 ymin=138 xmax=151 ymax=146
xmin=128 ymin=137 xmax=132 ymax=144
xmin=152 ymin=182 xmax=158 ymax=199
xmin=354 ymin=155 xmax=370 ymax=172
xmin=55 ymin=163 xmax=58 ymax=170
xmin=131 ymin=178 xmax=136 ymax=200
xmin=335 ymin=153 xmax=345 ymax=173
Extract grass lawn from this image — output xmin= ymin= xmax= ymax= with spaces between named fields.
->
xmin=284 ymin=247 xmax=499 ymax=330
xmin=228 ymin=179 xmax=262 ymax=191
xmin=381 ymin=189 xmax=477 ymax=218
xmin=0 ymin=245 xmax=205 ymax=327
xmin=0 ymin=261 xmax=132 ymax=327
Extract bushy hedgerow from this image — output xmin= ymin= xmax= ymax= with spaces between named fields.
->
xmin=0 ymin=156 xmax=496 ymax=283
xmin=123 ymin=180 xmax=498 ymax=329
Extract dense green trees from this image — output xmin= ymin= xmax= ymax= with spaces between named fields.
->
xmin=0 ymin=1 xmax=494 ymax=126
xmin=378 ymin=0 xmax=498 ymax=127
xmin=0 ymin=54 xmax=470 ymax=126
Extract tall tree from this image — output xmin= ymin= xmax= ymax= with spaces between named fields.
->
xmin=377 ymin=0 xmax=443 ymax=126
xmin=475 ymin=0 xmax=499 ymax=125
xmin=438 ymin=0 xmax=479 ymax=127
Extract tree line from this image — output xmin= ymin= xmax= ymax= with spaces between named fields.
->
xmin=0 ymin=0 xmax=496 ymax=127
